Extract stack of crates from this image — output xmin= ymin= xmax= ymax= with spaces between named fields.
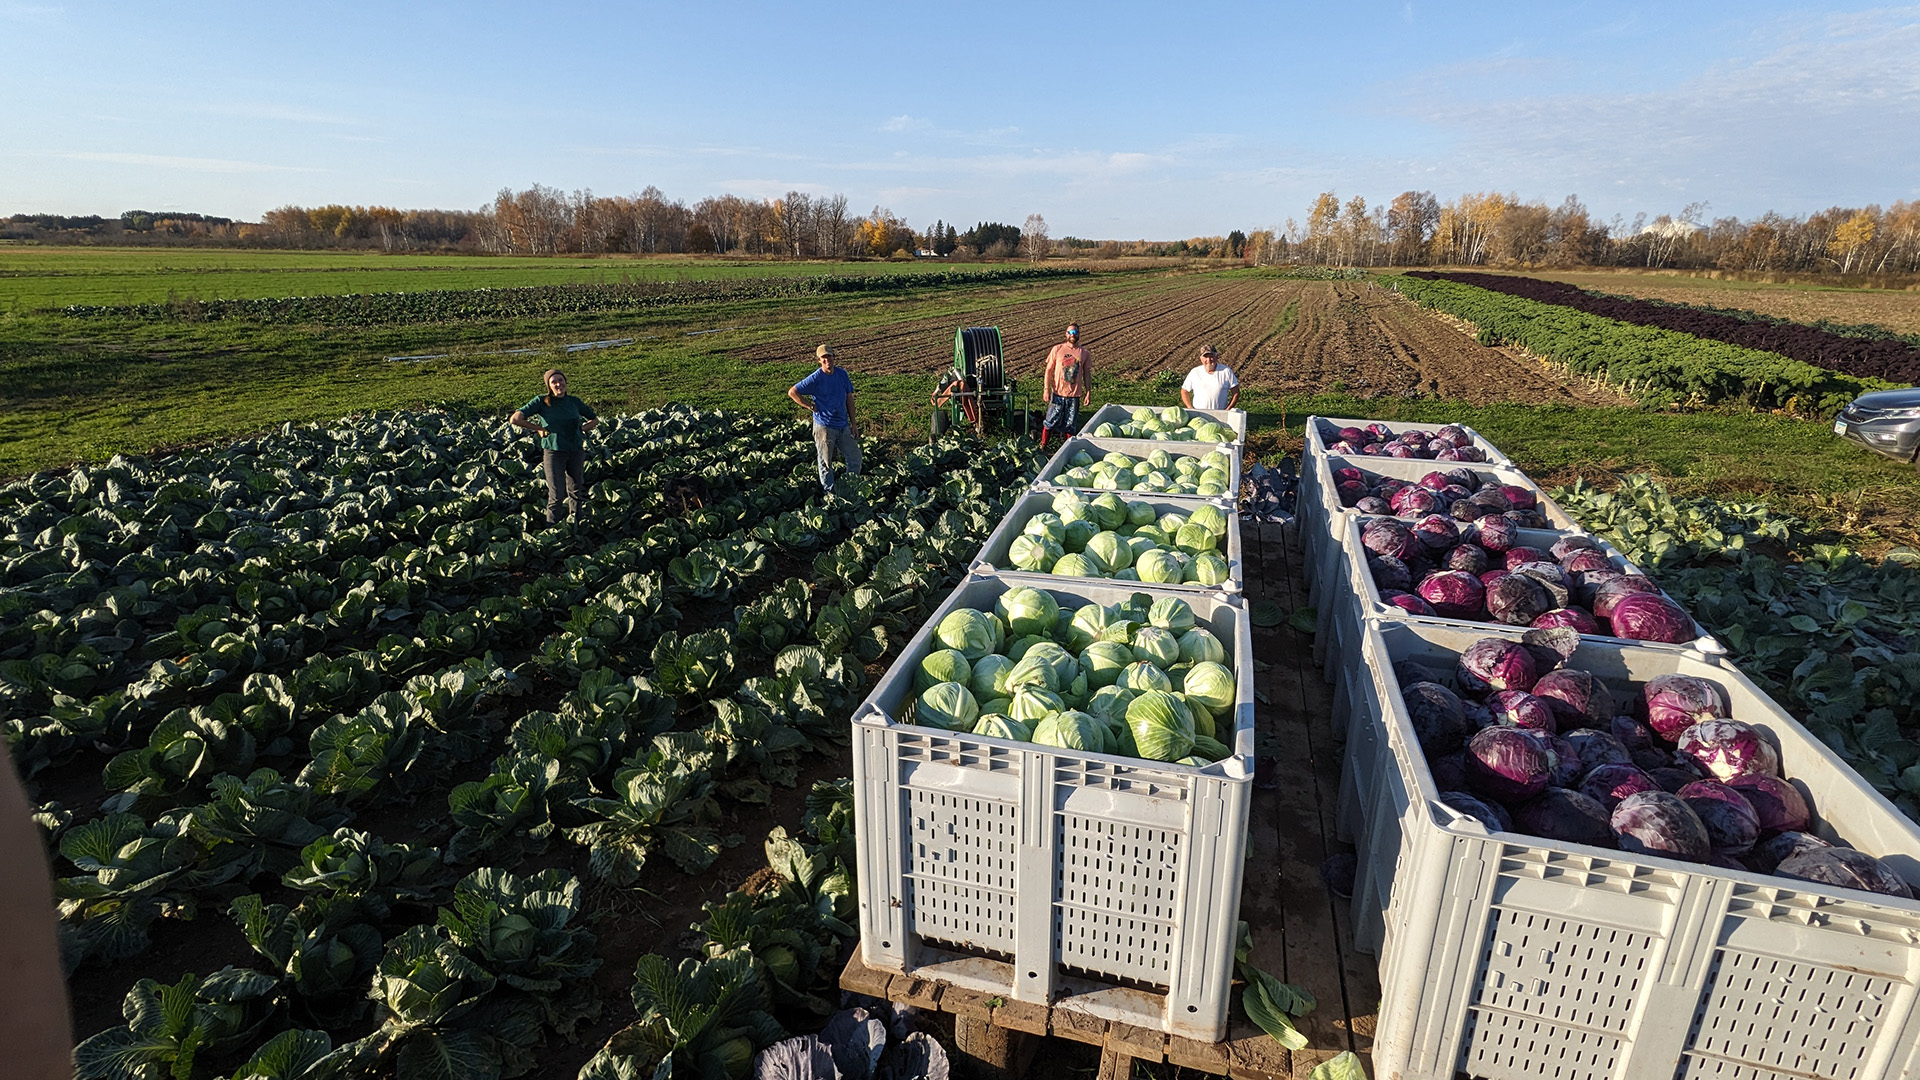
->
xmin=850 ymin=404 xmax=1253 ymax=1043
xmin=1299 ymin=415 xmax=1920 ymax=1079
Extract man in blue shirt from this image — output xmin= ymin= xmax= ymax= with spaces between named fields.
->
xmin=788 ymin=344 xmax=861 ymax=495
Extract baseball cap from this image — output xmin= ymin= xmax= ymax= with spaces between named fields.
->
xmin=815 ymin=344 xmax=837 ymax=360
xmin=1200 ymin=345 xmax=1218 ymax=358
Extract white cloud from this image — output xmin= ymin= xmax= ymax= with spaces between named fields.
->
xmin=40 ymin=151 xmax=316 ymax=174
xmin=880 ymin=114 xmax=928 ymax=132
xmin=1390 ymin=8 xmax=1920 ymax=214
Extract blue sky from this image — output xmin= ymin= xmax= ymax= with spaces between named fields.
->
xmin=4 ymin=1 xmax=1916 ymax=237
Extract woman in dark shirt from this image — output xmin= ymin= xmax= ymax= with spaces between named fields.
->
xmin=510 ymin=368 xmax=599 ymax=524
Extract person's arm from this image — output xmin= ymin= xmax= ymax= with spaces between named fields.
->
xmin=1180 ymin=388 xmax=1194 ymax=408
xmin=1226 ymin=369 xmax=1240 ymax=410
xmin=0 ymin=758 xmax=72 ymax=1080
xmin=845 ymin=390 xmax=858 ymax=434
xmin=509 ymin=407 xmax=546 ymax=436
xmin=1079 ymin=351 xmax=1091 ymax=405
xmin=788 ymin=385 xmax=811 ymax=412
xmin=580 ymin=401 xmax=599 ymax=432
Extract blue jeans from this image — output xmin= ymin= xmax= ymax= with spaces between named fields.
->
xmin=1043 ymin=395 xmax=1080 ymax=434
xmin=813 ymin=423 xmax=862 ymax=492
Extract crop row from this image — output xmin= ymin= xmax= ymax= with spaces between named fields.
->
xmin=1407 ymin=271 xmax=1920 ymax=385
xmin=54 ymin=266 xmax=1091 ymax=325
xmin=1551 ymin=475 xmax=1920 ymax=822
xmin=10 ymin=405 xmax=1040 ymax=1080
xmin=1387 ymin=274 xmax=1893 ymax=414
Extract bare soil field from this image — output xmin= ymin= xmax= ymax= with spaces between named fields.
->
xmin=1470 ymin=269 xmax=1920 ymax=337
xmin=730 ymin=275 xmax=1627 ymax=406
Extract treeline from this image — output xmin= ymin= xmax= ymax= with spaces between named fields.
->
xmin=3 ymin=184 xmax=1273 ymax=262
xmin=0 ymin=210 xmax=249 ymax=245
xmin=1 ymin=186 xmax=1062 ymax=260
xmin=1284 ymin=191 xmax=1920 ymax=276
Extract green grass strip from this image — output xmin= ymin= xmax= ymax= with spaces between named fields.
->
xmin=1385 ymin=274 xmax=1894 ymax=414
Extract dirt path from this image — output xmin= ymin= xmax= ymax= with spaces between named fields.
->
xmin=731 ymin=275 xmax=1628 ymax=406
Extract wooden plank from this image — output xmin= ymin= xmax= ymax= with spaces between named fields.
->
xmin=838 ymin=951 xmax=895 ymax=1001
xmin=1094 ymin=1046 xmax=1135 ymax=1080
xmin=1166 ymin=1032 xmax=1232 ymax=1075
xmin=1258 ymin=523 xmax=1369 ymax=1058
xmin=1225 ymin=1013 xmax=1292 ymax=1080
xmin=894 ymin=974 xmax=943 ymax=1011
xmin=1048 ymin=1008 xmax=1109 ymax=1047
xmin=942 ymin=985 xmax=999 ymax=1023
xmin=989 ymin=997 xmax=1050 ymax=1037
xmin=1278 ymin=523 xmax=1382 ymax=1060
xmin=955 ymin=1015 xmax=1019 ymax=1080
xmin=1104 ymin=1020 xmax=1167 ymax=1063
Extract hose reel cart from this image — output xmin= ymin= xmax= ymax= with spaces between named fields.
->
xmin=932 ymin=326 xmax=1031 ymax=437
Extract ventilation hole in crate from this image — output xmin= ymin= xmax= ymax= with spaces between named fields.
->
xmin=903 ymin=789 xmax=1018 ymax=951
xmin=905 ymin=878 xmax=1017 ymax=952
xmin=1683 ymin=949 xmax=1896 ymax=1080
xmin=898 ymin=732 xmax=1023 ymax=772
xmin=1671 ymin=1057 xmax=1804 ymax=1079
xmin=1459 ymin=1009 xmax=1621 ymax=1080
xmin=1051 ymin=814 xmax=1182 ymax=987
xmin=1469 ymin=908 xmax=1654 ymax=1035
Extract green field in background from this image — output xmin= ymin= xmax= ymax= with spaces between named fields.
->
xmin=3 ymin=259 xmax=1912 ymax=548
xmin=0 ymin=247 xmax=950 ymax=310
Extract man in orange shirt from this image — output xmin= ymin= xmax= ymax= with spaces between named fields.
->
xmin=1038 ymin=322 xmax=1090 ymax=450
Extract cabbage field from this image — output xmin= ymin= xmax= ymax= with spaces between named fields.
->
xmin=2 ymin=405 xmax=1040 ymax=1080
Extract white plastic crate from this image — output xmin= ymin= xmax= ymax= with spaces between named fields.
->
xmin=971 ymin=489 xmax=1244 ymax=596
xmin=1032 ymin=435 xmax=1243 ymax=500
xmin=1303 ymin=414 xmax=1513 ymax=467
xmin=1323 ymin=514 xmax=1721 ymax=680
xmin=851 ymin=574 xmax=1254 ymax=1041
xmin=1334 ymin=619 xmax=1920 ymax=1080
xmin=1301 ymin=454 xmax=1580 ymax=616
xmin=1082 ymin=402 xmax=1248 ymax=445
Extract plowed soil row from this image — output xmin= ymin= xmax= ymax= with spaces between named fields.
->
xmin=729 ymin=275 xmax=1627 ymax=406
xmin=1478 ymin=270 xmax=1920 ymax=338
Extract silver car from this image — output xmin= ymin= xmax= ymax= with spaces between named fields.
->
xmin=1834 ymin=387 xmax=1920 ymax=471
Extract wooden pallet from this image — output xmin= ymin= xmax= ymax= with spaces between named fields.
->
xmin=840 ymin=518 xmax=1379 ymax=1078
xmin=839 ymin=950 xmax=1287 ymax=1079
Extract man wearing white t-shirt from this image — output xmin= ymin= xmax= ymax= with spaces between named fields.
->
xmin=1181 ymin=345 xmax=1240 ymax=411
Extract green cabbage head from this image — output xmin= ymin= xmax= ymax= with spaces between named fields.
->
xmin=936 ymin=609 xmax=1003 ymax=660
xmin=1148 ymin=597 xmax=1196 ymax=634
xmin=1007 ymin=687 xmax=1066 ymax=721
xmin=1080 ymin=641 xmax=1133 ymax=688
xmin=1183 ymin=661 xmax=1235 ymax=713
xmin=995 ymin=586 xmax=1060 ymax=639
xmin=1131 ymin=626 xmax=1181 ymax=668
xmin=1031 ymin=710 xmax=1108 ymax=754
xmin=1117 ymin=661 xmax=1173 ymax=693
xmin=1084 ymin=531 xmax=1131 ymax=573
xmin=972 ymin=714 xmax=1033 ymax=742
xmin=1175 ymin=523 xmax=1219 ymax=555
xmin=1177 ymin=627 xmax=1226 ymax=665
xmin=1188 ymin=503 xmax=1229 ymax=536
xmin=1010 ymin=534 xmax=1063 ymax=572
xmin=1126 ymin=690 xmax=1196 ymax=762
xmin=968 ymin=654 xmax=1016 ymax=701
xmin=1135 ymin=549 xmax=1184 ymax=584
xmin=915 ymin=682 xmax=979 ymax=730
xmin=915 ymin=648 xmax=972 ymax=693
xmin=1185 ymin=552 xmax=1230 ymax=586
